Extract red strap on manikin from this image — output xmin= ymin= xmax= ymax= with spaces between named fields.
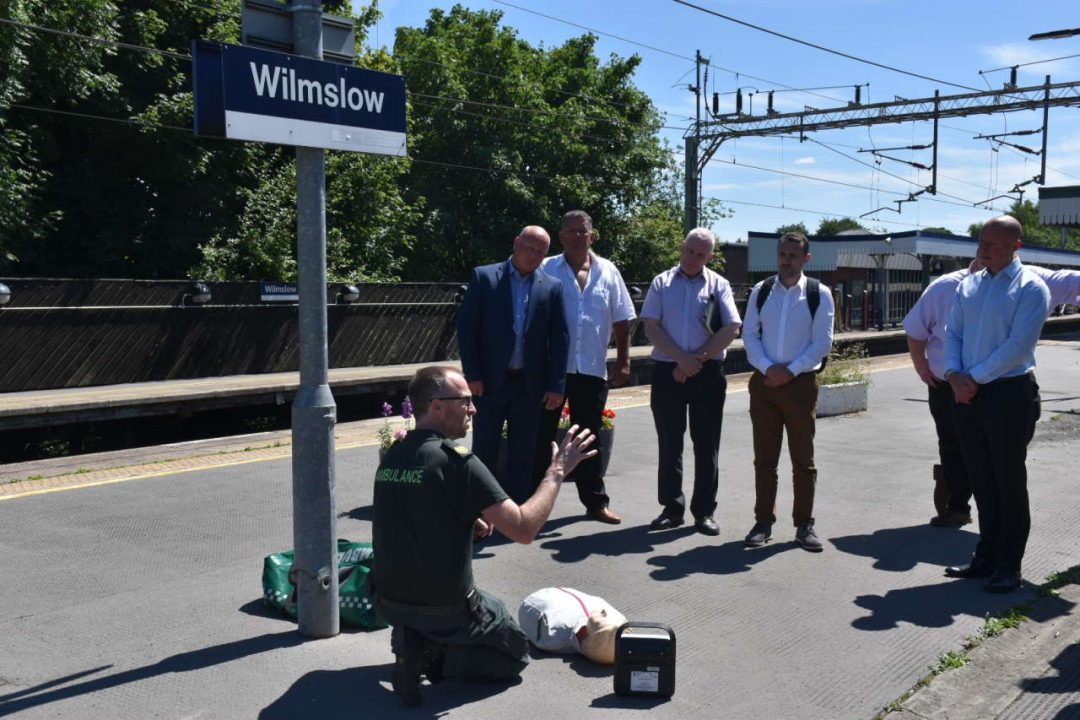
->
xmin=556 ymin=587 xmax=592 ymax=641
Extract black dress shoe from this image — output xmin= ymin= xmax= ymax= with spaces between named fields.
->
xmin=944 ymin=560 xmax=994 ymax=579
xmin=984 ymin=571 xmax=1022 ymax=594
xmin=649 ymin=513 xmax=684 ymax=531
xmin=694 ymin=516 xmax=720 ymax=536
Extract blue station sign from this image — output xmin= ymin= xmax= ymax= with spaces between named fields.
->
xmin=192 ymin=40 xmax=406 ymax=155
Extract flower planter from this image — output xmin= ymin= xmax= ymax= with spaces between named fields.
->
xmin=816 ymin=381 xmax=869 ymax=417
xmin=555 ymin=427 xmax=614 ymax=479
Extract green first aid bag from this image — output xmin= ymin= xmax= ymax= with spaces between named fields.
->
xmin=262 ymin=538 xmax=388 ymax=629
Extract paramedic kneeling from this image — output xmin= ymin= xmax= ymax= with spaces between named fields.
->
xmin=370 ymin=365 xmax=596 ymax=706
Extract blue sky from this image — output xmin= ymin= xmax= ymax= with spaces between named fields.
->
xmin=360 ymin=0 xmax=1080 ymax=243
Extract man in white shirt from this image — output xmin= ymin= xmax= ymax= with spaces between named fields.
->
xmin=741 ymin=232 xmax=834 ymax=552
xmin=535 ymin=211 xmax=636 ymax=524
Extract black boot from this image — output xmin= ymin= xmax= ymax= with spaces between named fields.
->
xmin=390 ymin=626 xmax=424 ymax=707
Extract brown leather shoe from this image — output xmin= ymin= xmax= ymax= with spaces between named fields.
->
xmin=588 ymin=507 xmax=622 ymax=525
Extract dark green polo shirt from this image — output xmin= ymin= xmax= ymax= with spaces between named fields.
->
xmin=371 ymin=428 xmax=508 ymax=606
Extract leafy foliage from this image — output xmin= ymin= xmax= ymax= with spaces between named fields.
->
xmin=776 ymin=222 xmax=809 ymax=235
xmin=815 ymin=217 xmax=866 ymax=236
xmin=394 ymin=6 xmax=691 ymax=281
xmin=968 ymin=199 xmax=1080 ymax=251
xmin=2 ymin=2 xmax=710 ymax=283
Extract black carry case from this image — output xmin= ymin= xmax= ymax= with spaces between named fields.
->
xmin=613 ymin=622 xmax=676 ymax=698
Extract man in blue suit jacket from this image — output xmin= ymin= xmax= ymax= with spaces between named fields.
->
xmin=457 ymin=226 xmax=569 ymax=503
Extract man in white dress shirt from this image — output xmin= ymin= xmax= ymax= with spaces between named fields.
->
xmin=741 ymin=232 xmax=834 ymax=552
xmin=535 ymin=210 xmax=636 ymax=524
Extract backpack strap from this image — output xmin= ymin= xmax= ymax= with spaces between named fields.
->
xmin=757 ymin=275 xmax=820 ymax=319
xmin=755 ymin=276 xmax=776 ymax=313
xmin=806 ymin=277 xmax=820 ymax=319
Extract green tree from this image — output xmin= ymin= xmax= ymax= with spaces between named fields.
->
xmin=776 ymin=222 xmax=808 ymax=236
xmin=815 ymin=217 xmax=865 ymax=236
xmin=0 ymin=0 xmax=122 ymax=271
xmin=921 ymin=226 xmax=954 ymax=236
xmin=2 ymin=0 xmax=260 ymax=278
xmin=393 ymin=5 xmax=678 ymax=280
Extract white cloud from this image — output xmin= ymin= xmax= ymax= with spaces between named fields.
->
xmin=793 ymin=156 xmax=816 ymax=165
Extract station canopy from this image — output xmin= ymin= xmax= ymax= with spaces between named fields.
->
xmin=747 ymin=230 xmax=1080 ymax=272
xmin=1039 ymin=185 xmax=1080 ymax=227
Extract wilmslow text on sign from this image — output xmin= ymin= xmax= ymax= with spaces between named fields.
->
xmin=192 ymin=41 xmax=406 ymax=155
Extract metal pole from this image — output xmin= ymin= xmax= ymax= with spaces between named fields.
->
xmin=290 ymin=0 xmax=339 ymax=638
xmin=684 ymin=136 xmax=699 ymax=235
xmin=1039 ymin=74 xmax=1050 ymax=185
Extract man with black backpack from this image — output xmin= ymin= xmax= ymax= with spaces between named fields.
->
xmin=741 ymin=232 xmax=835 ymax=552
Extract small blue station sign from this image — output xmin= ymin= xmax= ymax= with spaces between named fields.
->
xmin=193 ymin=40 xmax=406 ymax=155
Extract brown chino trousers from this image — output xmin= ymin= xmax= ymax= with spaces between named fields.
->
xmin=749 ymin=371 xmax=818 ymax=526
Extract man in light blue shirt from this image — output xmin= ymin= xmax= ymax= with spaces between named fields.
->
xmin=942 ymin=215 xmax=1050 ymax=593
xmin=904 ymin=259 xmax=1079 ymax=528
xmin=641 ymin=228 xmax=742 ymax=536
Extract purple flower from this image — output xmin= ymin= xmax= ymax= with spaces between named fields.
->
xmin=400 ymin=396 xmax=413 ymax=420
xmin=394 ymin=428 xmax=408 ymax=441
xmin=381 ymin=402 xmax=393 ymax=417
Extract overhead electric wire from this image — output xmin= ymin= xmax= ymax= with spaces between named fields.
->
xmin=408 ymin=90 xmax=668 ymax=131
xmin=0 ymin=16 xmax=190 ymax=60
xmin=405 ymin=56 xmax=691 ymax=121
xmin=4 ymin=102 xmax=600 ymax=187
xmin=804 ymin=137 xmax=985 ymax=207
xmin=5 ymin=16 xmax=690 ymax=144
xmin=703 ymin=197 xmax=927 ymax=229
xmin=8 ymin=102 xmax=202 ymax=135
xmin=702 ymin=155 xmax=1004 ymax=213
xmin=982 ymin=52 xmax=1080 ymax=74
xmin=407 ymin=96 xmax=646 ymax=145
xmin=671 ymin=0 xmax=981 ymax=93
xmin=491 ymin=0 xmax=850 ymax=105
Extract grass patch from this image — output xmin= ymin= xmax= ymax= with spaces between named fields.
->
xmin=875 ymin=563 xmax=1080 ymax=717
xmin=934 ymin=650 xmax=970 ymax=672
xmin=818 ymin=342 xmax=870 ymax=386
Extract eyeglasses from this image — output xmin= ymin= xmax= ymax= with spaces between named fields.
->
xmin=436 ymin=395 xmax=474 ymax=407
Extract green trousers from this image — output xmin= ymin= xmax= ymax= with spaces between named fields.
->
xmin=375 ymin=588 xmax=529 ymax=681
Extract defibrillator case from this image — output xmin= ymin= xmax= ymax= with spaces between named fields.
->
xmin=613 ymin=622 xmax=676 ymax=698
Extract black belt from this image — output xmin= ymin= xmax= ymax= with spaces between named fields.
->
xmin=655 ymin=359 xmax=719 ymax=367
xmin=377 ymin=588 xmax=478 ymax=617
xmin=506 ymin=368 xmax=524 ymax=377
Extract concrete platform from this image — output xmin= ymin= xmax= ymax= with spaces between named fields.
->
xmin=0 ymin=336 xmax=1077 ymax=719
